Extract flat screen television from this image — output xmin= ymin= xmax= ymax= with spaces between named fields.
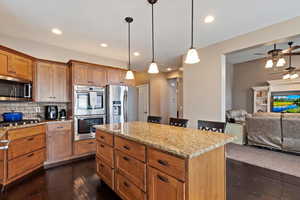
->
xmin=272 ymin=91 xmax=300 ymax=113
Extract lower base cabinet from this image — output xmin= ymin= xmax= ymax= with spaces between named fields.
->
xmin=96 ymin=157 xmax=114 ymax=189
xmin=74 ymin=139 xmax=96 ymax=155
xmin=115 ymin=172 xmax=146 ymax=200
xmin=148 ymin=167 xmax=185 ymax=200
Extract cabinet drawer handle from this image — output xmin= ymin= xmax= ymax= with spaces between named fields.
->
xmin=123 ymin=181 xmax=130 ymax=188
xmin=99 ymin=164 xmax=104 ymax=168
xmin=100 ymin=144 xmax=105 ymax=148
xmin=157 ymin=159 xmax=169 ymax=166
xmin=88 ymin=142 xmax=94 ymax=144
xmin=100 ymin=136 xmax=105 ymax=139
xmin=27 ymin=137 xmax=34 ymax=141
xmin=123 ymin=145 xmax=130 ymax=150
xmin=157 ymin=175 xmax=169 ymax=183
xmin=27 ymin=153 xmax=34 ymax=158
xmin=123 ymin=156 xmax=130 ymax=162
xmin=56 ymin=126 xmax=64 ymax=129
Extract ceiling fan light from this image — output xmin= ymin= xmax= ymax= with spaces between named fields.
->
xmin=290 ymin=73 xmax=299 ymax=79
xmin=185 ymin=48 xmax=200 ymax=64
xmin=125 ymin=70 xmax=135 ymax=80
xmin=276 ymin=58 xmax=286 ymax=67
xmin=148 ymin=62 xmax=159 ymax=74
xmin=265 ymin=59 xmax=273 ymax=68
xmin=283 ymin=73 xmax=291 ymax=80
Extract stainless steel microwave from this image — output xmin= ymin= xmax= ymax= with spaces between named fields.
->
xmin=0 ymin=79 xmax=32 ymax=101
xmin=74 ymin=115 xmax=105 ymax=141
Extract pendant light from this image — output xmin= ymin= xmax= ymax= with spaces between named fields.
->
xmin=185 ymin=0 xmax=200 ymax=64
xmin=125 ymin=17 xmax=135 ymax=80
xmin=147 ymin=0 xmax=159 ymax=74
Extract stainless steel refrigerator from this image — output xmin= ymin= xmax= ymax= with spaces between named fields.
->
xmin=106 ymin=85 xmax=138 ymax=124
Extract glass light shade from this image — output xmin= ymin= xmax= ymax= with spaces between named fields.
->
xmin=283 ymin=73 xmax=291 ymax=80
xmin=265 ymin=59 xmax=273 ymax=68
xmin=125 ymin=70 xmax=135 ymax=80
xmin=290 ymin=73 xmax=299 ymax=79
xmin=185 ymin=48 xmax=200 ymax=64
xmin=276 ymin=58 xmax=286 ymax=67
xmin=148 ymin=62 xmax=159 ymax=74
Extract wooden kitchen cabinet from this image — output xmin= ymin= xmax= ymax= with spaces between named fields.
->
xmin=74 ymin=139 xmax=96 ymax=155
xmin=35 ymin=61 xmax=69 ymax=102
xmin=0 ymin=49 xmax=33 ymax=81
xmin=107 ymin=68 xmax=122 ymax=84
xmin=72 ymin=63 xmax=107 ymax=86
xmin=148 ymin=166 xmax=185 ymax=200
xmin=46 ymin=122 xmax=72 ymax=164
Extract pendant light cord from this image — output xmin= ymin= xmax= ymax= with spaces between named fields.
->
xmin=191 ymin=0 xmax=194 ymax=49
xmin=152 ymin=3 xmax=155 ymax=63
xmin=128 ymin=21 xmax=131 ymax=70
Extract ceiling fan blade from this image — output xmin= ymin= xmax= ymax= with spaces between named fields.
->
xmin=282 ymin=46 xmax=300 ymax=54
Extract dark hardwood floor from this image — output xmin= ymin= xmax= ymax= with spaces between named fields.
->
xmin=0 ymin=158 xmax=299 ymax=200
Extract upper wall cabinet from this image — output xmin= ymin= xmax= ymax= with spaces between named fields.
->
xmin=107 ymin=68 xmax=135 ymax=86
xmin=72 ymin=64 xmax=107 ymax=87
xmin=35 ymin=61 xmax=69 ymax=102
xmin=0 ymin=49 xmax=33 ymax=82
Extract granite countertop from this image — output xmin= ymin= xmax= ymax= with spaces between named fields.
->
xmin=95 ymin=121 xmax=235 ymax=159
xmin=0 ymin=119 xmax=73 ymax=138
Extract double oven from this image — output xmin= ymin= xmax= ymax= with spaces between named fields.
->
xmin=74 ymin=85 xmax=106 ymax=141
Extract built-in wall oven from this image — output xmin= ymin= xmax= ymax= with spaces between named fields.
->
xmin=74 ymin=85 xmax=105 ymax=116
xmin=74 ymin=115 xmax=106 ymax=141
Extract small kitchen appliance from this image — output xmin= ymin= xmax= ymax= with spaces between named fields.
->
xmin=59 ymin=109 xmax=67 ymax=120
xmin=45 ymin=105 xmax=58 ymax=120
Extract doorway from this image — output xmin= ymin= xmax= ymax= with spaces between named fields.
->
xmin=137 ymin=84 xmax=149 ymax=122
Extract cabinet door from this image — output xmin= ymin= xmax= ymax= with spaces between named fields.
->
xmin=0 ymin=50 xmax=9 ymax=76
xmin=11 ymin=55 xmax=32 ymax=81
xmin=148 ymin=167 xmax=185 ymax=200
xmin=47 ymin=130 xmax=72 ymax=162
xmin=52 ymin=64 xmax=68 ymax=102
xmin=73 ymin=65 xmax=89 ymax=85
xmin=36 ymin=62 xmax=53 ymax=102
xmin=107 ymin=68 xmax=122 ymax=84
xmin=90 ymin=68 xmax=107 ymax=86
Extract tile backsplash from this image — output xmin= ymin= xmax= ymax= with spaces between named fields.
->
xmin=0 ymin=102 xmax=68 ymax=121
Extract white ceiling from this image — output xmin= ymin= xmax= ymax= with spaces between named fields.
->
xmin=0 ymin=0 xmax=300 ymax=71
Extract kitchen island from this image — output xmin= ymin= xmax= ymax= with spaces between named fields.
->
xmin=95 ymin=121 xmax=234 ymax=200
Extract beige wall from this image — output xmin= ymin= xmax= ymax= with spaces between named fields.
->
xmin=0 ymin=33 xmax=127 ymax=68
xmin=183 ymin=16 xmax=300 ymax=128
xmin=232 ymin=56 xmax=300 ymax=113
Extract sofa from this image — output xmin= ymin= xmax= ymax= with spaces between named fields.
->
xmin=246 ymin=112 xmax=300 ymax=154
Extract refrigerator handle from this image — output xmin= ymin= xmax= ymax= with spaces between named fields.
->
xmin=124 ymin=90 xmax=128 ymax=122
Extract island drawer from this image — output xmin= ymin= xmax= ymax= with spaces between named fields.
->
xmin=96 ymin=157 xmax=114 ymax=189
xmin=96 ymin=130 xmax=114 ymax=146
xmin=115 ymin=172 xmax=146 ymax=200
xmin=148 ymin=148 xmax=186 ymax=181
xmin=8 ymin=148 xmax=45 ymax=180
xmin=115 ymin=150 xmax=146 ymax=191
xmin=47 ymin=122 xmax=71 ymax=132
xmin=115 ymin=137 xmax=146 ymax=162
xmin=96 ymin=142 xmax=114 ymax=167
xmin=8 ymin=125 xmax=45 ymax=140
xmin=8 ymin=134 xmax=46 ymax=160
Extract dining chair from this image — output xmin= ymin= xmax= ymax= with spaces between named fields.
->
xmin=147 ymin=116 xmax=162 ymax=124
xmin=169 ymin=118 xmax=189 ymax=128
xmin=198 ymin=120 xmax=226 ymax=133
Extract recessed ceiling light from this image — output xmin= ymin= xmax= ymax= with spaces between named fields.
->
xmin=100 ymin=43 xmax=108 ymax=47
xmin=204 ymin=15 xmax=215 ymax=23
xmin=133 ymin=52 xmax=140 ymax=56
xmin=51 ymin=28 xmax=62 ymax=35
xmin=167 ymin=68 xmax=172 ymax=71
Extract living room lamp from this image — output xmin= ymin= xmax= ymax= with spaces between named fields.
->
xmin=125 ymin=17 xmax=135 ymax=80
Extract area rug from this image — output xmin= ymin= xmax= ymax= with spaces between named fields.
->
xmin=226 ymin=143 xmax=300 ymax=177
